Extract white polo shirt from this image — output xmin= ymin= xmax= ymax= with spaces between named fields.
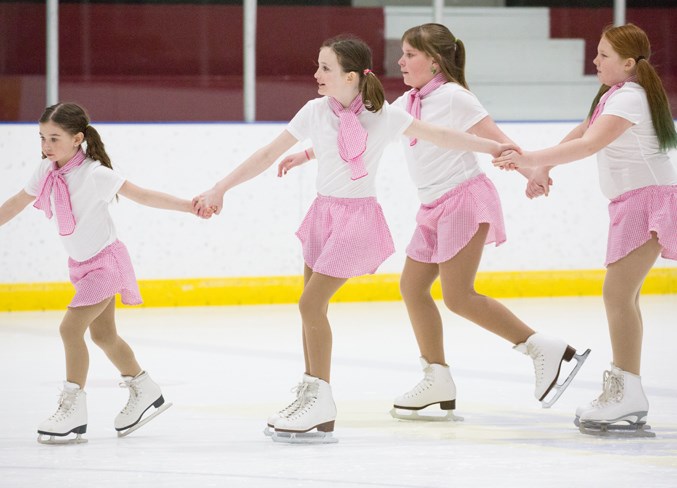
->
xmin=596 ymin=82 xmax=677 ymax=199
xmin=287 ymin=97 xmax=413 ymax=198
xmin=25 ymin=158 xmax=125 ymax=261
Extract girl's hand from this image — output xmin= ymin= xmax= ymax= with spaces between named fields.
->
xmin=493 ymin=149 xmax=532 ymax=171
xmin=493 ymin=142 xmax=521 ymax=159
xmin=525 ymin=167 xmax=553 ymax=199
xmin=192 ymin=188 xmax=223 ymax=218
xmin=278 ymin=150 xmax=312 ymax=177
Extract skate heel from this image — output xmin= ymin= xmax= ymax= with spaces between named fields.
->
xmin=440 ymin=400 xmax=456 ymax=410
xmin=153 ymin=395 xmax=165 ymax=408
xmin=73 ymin=424 xmax=87 ymax=435
xmin=563 ymin=345 xmax=576 ymax=362
xmin=317 ymin=420 xmax=335 ymax=433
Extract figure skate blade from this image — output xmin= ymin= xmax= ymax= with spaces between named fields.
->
xmin=390 ymin=406 xmax=463 ymax=422
xmin=271 ymin=430 xmax=338 ymax=444
xmin=579 ymin=420 xmax=656 ymax=438
xmin=541 ymin=348 xmax=591 ymax=408
xmin=117 ymin=402 xmax=172 ymax=438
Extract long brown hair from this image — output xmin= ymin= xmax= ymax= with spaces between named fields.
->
xmin=322 ymin=35 xmax=385 ymax=112
xmin=587 ymin=23 xmax=676 ymax=151
xmin=401 ymin=23 xmax=468 ymax=90
xmin=39 ymin=103 xmax=114 ymax=169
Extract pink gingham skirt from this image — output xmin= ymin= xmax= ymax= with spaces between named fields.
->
xmin=406 ymin=174 xmax=506 ymax=264
xmin=296 ymin=194 xmax=395 ymax=278
xmin=606 ymin=185 xmax=677 ymax=266
xmin=68 ymin=240 xmax=143 ymax=308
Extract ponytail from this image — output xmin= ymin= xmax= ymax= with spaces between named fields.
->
xmin=83 ymin=125 xmax=113 ymax=170
xmin=360 ymin=70 xmax=385 ymax=113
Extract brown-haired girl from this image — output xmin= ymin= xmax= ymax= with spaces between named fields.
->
xmin=194 ymin=35 xmax=519 ymax=443
xmin=0 ymin=102 xmax=202 ymax=443
xmin=282 ymin=25 xmax=590 ymax=422
xmin=494 ymin=23 xmax=676 ymax=437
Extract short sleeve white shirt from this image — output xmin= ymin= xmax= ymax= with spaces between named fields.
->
xmin=286 ymin=97 xmax=413 ymax=198
xmin=393 ymin=83 xmax=489 ymax=204
xmin=25 ymin=159 xmax=126 ymax=261
xmin=596 ymin=82 xmax=677 ymax=199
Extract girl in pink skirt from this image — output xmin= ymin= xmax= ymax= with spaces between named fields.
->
xmin=194 ymin=35 xmax=518 ymax=443
xmin=0 ymin=103 xmax=203 ymax=443
xmin=283 ymin=24 xmax=590 ymax=423
xmin=494 ymin=23 xmax=677 ymax=437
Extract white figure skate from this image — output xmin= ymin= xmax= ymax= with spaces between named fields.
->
xmin=272 ymin=375 xmax=338 ymax=444
xmin=390 ymin=357 xmax=463 ymax=422
xmin=514 ymin=333 xmax=590 ymax=408
xmin=578 ymin=365 xmax=655 ymax=438
xmin=37 ymin=381 xmax=88 ymax=445
xmin=115 ymin=371 xmax=172 ymax=437
xmin=264 ymin=375 xmax=309 ymax=436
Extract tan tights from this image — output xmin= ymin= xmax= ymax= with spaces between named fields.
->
xmin=298 ymin=264 xmax=348 ymax=383
xmin=400 ymin=224 xmax=535 ymax=366
xmin=603 ymin=233 xmax=661 ymax=375
xmin=59 ymin=297 xmax=141 ymax=388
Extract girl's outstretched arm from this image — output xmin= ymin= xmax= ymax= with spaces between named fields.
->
xmin=118 ymin=182 xmax=195 ymax=214
xmin=196 ymin=130 xmax=298 ymax=215
xmin=493 ymin=115 xmax=632 ymax=170
xmin=404 ymin=118 xmax=519 ymax=157
xmin=0 ymin=190 xmax=35 ymax=227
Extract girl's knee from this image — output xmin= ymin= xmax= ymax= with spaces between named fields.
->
xmin=89 ymin=328 xmax=117 ymax=348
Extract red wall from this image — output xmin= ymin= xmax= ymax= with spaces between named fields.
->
xmin=0 ymin=4 xmax=388 ymax=121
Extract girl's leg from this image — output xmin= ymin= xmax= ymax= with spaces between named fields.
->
xmin=88 ymin=298 xmax=141 ymax=377
xmin=603 ymin=234 xmax=661 ymax=375
xmin=399 ymin=258 xmax=445 ymax=364
xmin=438 ymin=224 xmax=534 ymax=344
xmin=298 ymin=267 xmax=348 ymax=382
xmin=59 ymin=297 xmax=114 ymax=388
xmin=301 ymin=264 xmax=315 ymax=375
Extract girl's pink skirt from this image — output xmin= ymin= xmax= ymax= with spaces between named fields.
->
xmin=406 ymin=174 xmax=506 ymax=264
xmin=296 ymin=194 xmax=395 ymax=279
xmin=68 ymin=240 xmax=143 ymax=308
xmin=606 ymin=185 xmax=677 ymax=266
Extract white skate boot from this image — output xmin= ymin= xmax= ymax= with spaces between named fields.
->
xmin=264 ymin=375 xmax=309 ymax=436
xmin=578 ymin=365 xmax=655 ymax=438
xmin=514 ymin=333 xmax=590 ymax=408
xmin=390 ymin=357 xmax=462 ymax=422
xmin=115 ymin=371 xmax=172 ymax=437
xmin=272 ymin=375 xmax=338 ymax=444
xmin=37 ymin=381 xmax=88 ymax=445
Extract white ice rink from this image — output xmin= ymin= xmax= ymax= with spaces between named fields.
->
xmin=1 ymin=295 xmax=676 ymax=488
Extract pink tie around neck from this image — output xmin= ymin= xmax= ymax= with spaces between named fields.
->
xmin=588 ymin=81 xmax=628 ymax=127
xmin=406 ymin=73 xmax=447 ymax=146
xmin=33 ymin=149 xmax=86 ymax=236
xmin=328 ymin=95 xmax=368 ymax=180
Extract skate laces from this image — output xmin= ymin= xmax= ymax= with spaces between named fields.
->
xmin=595 ymin=369 xmax=624 ymax=406
xmin=405 ymin=366 xmax=435 ymax=398
xmin=119 ymin=380 xmax=140 ymax=414
xmin=526 ymin=343 xmax=546 ymax=384
xmin=288 ymin=382 xmax=319 ymax=419
xmin=48 ymin=388 xmax=77 ymax=421
xmin=278 ymin=382 xmax=308 ymax=416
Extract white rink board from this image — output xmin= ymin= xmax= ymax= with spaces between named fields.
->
xmin=1 ymin=121 xmax=675 ymax=283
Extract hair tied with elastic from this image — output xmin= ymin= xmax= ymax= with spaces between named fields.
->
xmin=636 ymin=56 xmax=646 ymax=62
xmin=363 ymin=68 xmax=373 ymax=76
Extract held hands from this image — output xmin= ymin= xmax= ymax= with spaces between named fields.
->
xmin=492 ymin=142 xmax=522 ymax=159
xmin=192 ymin=187 xmax=223 ymax=219
xmin=278 ymin=150 xmax=311 ymax=177
xmin=492 ymin=149 xmax=535 ymax=171
xmin=525 ymin=167 xmax=553 ymax=199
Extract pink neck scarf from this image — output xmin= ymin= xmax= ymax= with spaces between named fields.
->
xmin=588 ymin=78 xmax=633 ymax=127
xmin=33 ymin=149 xmax=86 ymax=236
xmin=406 ymin=73 xmax=447 ymax=146
xmin=328 ymin=95 xmax=368 ymax=180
